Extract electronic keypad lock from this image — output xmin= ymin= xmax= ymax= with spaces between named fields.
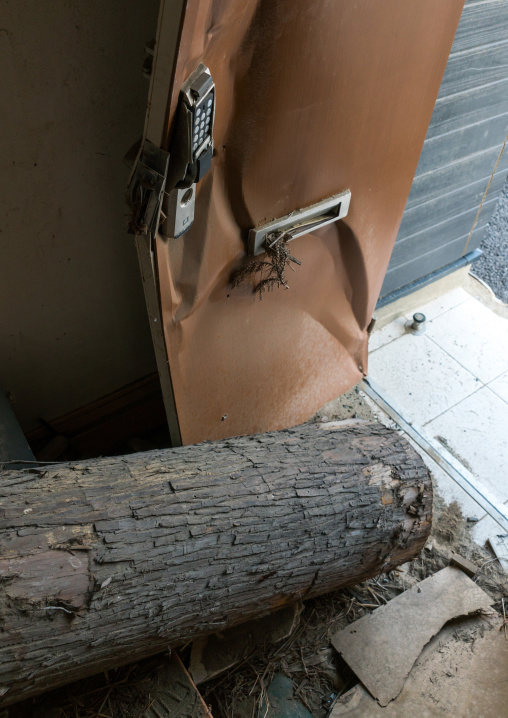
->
xmin=163 ymin=63 xmax=215 ymax=238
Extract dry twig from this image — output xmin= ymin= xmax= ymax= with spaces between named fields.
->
xmin=501 ymin=597 xmax=507 ymax=641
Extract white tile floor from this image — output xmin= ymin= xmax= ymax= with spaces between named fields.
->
xmin=368 ymin=333 xmax=480 ymax=426
xmin=426 ymin=388 xmax=508 ymax=500
xmin=429 ymin=299 xmax=508 ymax=383
xmin=368 ymin=285 xmax=508 ymax=547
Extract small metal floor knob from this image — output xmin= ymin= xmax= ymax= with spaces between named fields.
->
xmin=406 ymin=312 xmax=427 ymax=335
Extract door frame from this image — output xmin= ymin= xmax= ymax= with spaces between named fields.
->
xmin=132 ymin=0 xmax=185 ymax=446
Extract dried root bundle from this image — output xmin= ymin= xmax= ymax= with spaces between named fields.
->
xmin=232 ymin=231 xmax=301 ymax=299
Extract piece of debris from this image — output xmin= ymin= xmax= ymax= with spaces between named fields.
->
xmin=330 ymin=566 xmax=494 ymax=706
xmin=10 ymin=652 xmax=212 ymax=718
xmin=330 ymin=614 xmax=507 ymax=717
xmin=36 ymin=434 xmax=69 ymax=462
xmin=189 ymin=603 xmax=302 ymax=685
xmin=140 ymin=653 xmax=212 ymax=718
xmin=450 ymin=552 xmax=479 ymax=578
xmin=488 ymin=533 xmax=508 ymax=572
xmin=144 ymin=654 xmax=211 ymax=717
xmin=258 ymin=674 xmax=314 ymax=718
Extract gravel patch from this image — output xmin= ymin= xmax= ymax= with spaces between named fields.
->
xmin=472 ymin=174 xmax=508 ymax=304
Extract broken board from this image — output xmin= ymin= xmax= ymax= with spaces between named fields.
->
xmin=137 ymin=653 xmax=212 ymax=718
xmin=330 ymin=613 xmax=507 ymax=717
xmin=330 ymin=566 xmax=493 ymax=706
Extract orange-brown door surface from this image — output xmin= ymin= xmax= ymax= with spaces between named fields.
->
xmin=145 ymin=0 xmax=464 ymax=445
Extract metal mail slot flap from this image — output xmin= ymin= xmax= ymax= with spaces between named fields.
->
xmin=248 ymin=189 xmax=351 ymax=255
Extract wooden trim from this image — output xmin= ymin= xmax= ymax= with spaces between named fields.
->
xmin=26 ymin=373 xmax=168 ymax=459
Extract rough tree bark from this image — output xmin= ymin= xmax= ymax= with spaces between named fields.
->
xmin=0 ymin=421 xmax=432 ymax=706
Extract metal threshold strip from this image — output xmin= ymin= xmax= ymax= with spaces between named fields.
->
xmin=361 ymin=377 xmax=508 ymax=533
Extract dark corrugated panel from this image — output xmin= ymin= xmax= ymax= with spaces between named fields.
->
xmin=381 ymin=0 xmax=508 ymax=299
xmin=414 ymin=114 xmax=508 ymax=178
xmin=382 ymin=198 xmax=498 ymax=296
xmin=382 ymin=227 xmax=490 ymax=299
xmin=450 ymin=1 xmax=508 ymax=53
xmin=426 ymin=81 xmax=508 ymax=140
xmin=396 ymin=169 xmax=506 ymax=244
xmin=405 ymin=145 xmax=508 ymax=210
xmin=440 ymin=41 xmax=508 ymax=96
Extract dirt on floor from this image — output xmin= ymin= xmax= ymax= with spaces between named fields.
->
xmin=311 ymin=386 xmax=378 ymax=424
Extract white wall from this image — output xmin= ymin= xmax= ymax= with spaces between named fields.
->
xmin=0 ymin=0 xmax=160 ymax=430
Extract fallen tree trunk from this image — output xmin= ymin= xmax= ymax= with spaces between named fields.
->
xmin=0 ymin=421 xmax=432 ymax=706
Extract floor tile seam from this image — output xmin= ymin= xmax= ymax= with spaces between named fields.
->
xmin=370 ymin=295 xmax=474 ymax=352
xmin=368 ymin=336 xmax=403 ymax=355
xmin=427 ymin=310 xmax=508 ymax=346
xmin=429 ymin=300 xmax=508 ymax=337
xmin=480 ymin=383 xmax=508 ymax=409
xmin=430 ymin=294 xmax=505 ymax=320
xmin=421 ymin=295 xmax=474 ymax=324
xmin=366 ymin=378 xmax=498 ymax=495
xmin=361 ymin=378 xmax=508 ymax=532
xmin=421 ymin=384 xmax=485 ymax=428
xmin=474 ymin=497 xmax=508 ymax=527
xmin=486 ymin=371 xmax=508 ymax=400
xmin=419 ymin=416 xmax=508 ymax=510
xmin=425 ymin=333 xmax=486 ymax=383
xmin=487 ymin=368 xmax=508 ymax=383
xmin=418 ymin=389 xmax=508 ymax=500
xmin=369 ymin=325 xmax=472 ymax=362
xmin=367 ymin=367 xmax=482 ymax=429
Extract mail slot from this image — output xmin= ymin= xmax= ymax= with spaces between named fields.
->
xmin=248 ymin=190 xmax=352 ymax=255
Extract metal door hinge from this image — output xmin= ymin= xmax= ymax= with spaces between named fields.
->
xmin=127 ymin=140 xmax=169 ymax=236
xmin=127 ymin=64 xmax=215 ymax=239
xmin=143 ymin=39 xmax=155 ymax=80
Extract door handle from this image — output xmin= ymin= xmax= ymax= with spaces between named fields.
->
xmin=248 ymin=190 xmax=351 ymax=255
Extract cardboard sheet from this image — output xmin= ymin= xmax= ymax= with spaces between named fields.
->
xmin=331 ymin=614 xmax=507 ymax=717
xmin=331 ymin=567 xmax=494 ymax=706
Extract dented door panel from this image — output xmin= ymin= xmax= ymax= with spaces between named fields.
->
xmin=154 ymin=0 xmax=464 ymax=445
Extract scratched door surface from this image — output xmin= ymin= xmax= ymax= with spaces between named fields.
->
xmin=151 ymin=0 xmax=464 ymax=445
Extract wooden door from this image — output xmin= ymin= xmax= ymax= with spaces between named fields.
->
xmin=136 ymin=0 xmax=464 ymax=445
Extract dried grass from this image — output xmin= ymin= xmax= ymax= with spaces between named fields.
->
xmin=201 ymin=575 xmax=399 ymax=718
xmin=16 ymin=663 xmax=158 ymax=718
xmin=231 ymin=232 xmax=301 ymax=299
